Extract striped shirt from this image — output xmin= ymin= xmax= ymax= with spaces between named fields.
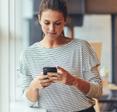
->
xmin=18 ymin=38 xmax=102 ymax=112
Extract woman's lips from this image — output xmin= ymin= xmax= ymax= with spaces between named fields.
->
xmin=48 ymin=32 xmax=56 ymax=35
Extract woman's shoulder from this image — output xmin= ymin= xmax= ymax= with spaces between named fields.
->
xmin=21 ymin=42 xmax=39 ymax=56
xmin=72 ymin=38 xmax=89 ymax=47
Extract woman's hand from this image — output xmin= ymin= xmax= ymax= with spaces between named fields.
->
xmin=30 ymin=73 xmax=53 ymax=90
xmin=56 ymin=66 xmax=75 ymax=85
xmin=25 ymin=73 xmax=53 ymax=102
xmin=56 ymin=66 xmax=90 ymax=94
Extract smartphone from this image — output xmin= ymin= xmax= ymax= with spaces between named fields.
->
xmin=43 ymin=67 xmax=57 ymax=75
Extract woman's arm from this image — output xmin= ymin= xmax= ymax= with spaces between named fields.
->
xmin=25 ymin=74 xmax=53 ymax=102
xmin=57 ymin=66 xmax=102 ymax=98
xmin=25 ymin=86 xmax=39 ymax=102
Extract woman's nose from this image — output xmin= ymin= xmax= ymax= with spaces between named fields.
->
xmin=49 ymin=24 xmax=55 ymax=32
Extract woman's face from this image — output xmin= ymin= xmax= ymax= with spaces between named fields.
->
xmin=39 ymin=9 xmax=66 ymax=39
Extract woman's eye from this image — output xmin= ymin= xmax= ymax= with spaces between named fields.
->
xmin=44 ymin=22 xmax=61 ymax=26
xmin=44 ymin=22 xmax=50 ymax=25
xmin=55 ymin=23 xmax=61 ymax=25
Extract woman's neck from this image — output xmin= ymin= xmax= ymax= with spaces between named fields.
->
xmin=40 ymin=36 xmax=72 ymax=48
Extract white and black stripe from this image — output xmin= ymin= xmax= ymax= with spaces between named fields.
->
xmin=18 ymin=38 xmax=102 ymax=112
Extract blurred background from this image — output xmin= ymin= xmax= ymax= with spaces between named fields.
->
xmin=0 ymin=0 xmax=117 ymax=112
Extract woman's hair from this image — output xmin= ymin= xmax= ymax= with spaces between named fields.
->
xmin=38 ymin=0 xmax=68 ymax=21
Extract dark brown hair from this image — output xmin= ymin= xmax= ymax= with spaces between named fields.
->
xmin=38 ymin=0 xmax=68 ymax=21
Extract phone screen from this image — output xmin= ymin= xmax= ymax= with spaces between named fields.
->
xmin=43 ymin=67 xmax=57 ymax=75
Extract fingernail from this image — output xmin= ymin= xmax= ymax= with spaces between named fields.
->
xmin=56 ymin=66 xmax=59 ymax=69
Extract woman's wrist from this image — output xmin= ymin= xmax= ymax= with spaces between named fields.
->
xmin=25 ymin=87 xmax=39 ymax=102
xmin=29 ymin=83 xmax=39 ymax=91
xmin=25 ymin=84 xmax=39 ymax=102
xmin=72 ymin=77 xmax=90 ymax=94
xmin=66 ymin=75 xmax=76 ymax=85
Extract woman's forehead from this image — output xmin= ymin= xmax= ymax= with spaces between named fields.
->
xmin=41 ymin=9 xmax=65 ymax=20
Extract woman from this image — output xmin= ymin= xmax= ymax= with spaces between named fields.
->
xmin=19 ymin=0 xmax=102 ymax=112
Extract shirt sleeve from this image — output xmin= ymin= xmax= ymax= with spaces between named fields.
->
xmin=81 ymin=41 xmax=102 ymax=98
xmin=85 ymin=67 xmax=103 ymax=98
xmin=17 ymin=51 xmax=38 ymax=106
xmin=82 ymin=40 xmax=100 ymax=71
